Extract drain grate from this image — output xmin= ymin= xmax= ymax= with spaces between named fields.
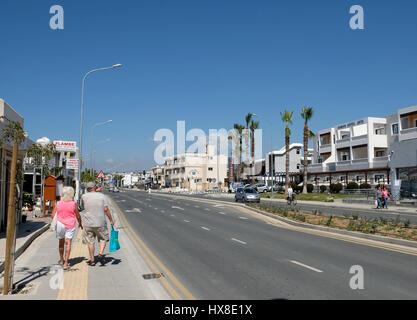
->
xmin=142 ymin=272 xmax=164 ymax=280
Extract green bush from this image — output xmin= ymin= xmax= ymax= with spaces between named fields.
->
xmin=359 ymin=183 xmax=371 ymax=189
xmin=330 ymin=183 xmax=343 ymax=193
xmin=320 ymin=185 xmax=327 ymax=193
xmin=307 ymin=184 xmax=314 ymax=193
xmin=23 ymin=192 xmax=35 ymax=208
xmin=346 ymin=182 xmax=359 ymax=189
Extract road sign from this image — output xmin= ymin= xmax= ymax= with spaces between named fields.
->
xmin=66 ymin=159 xmax=79 ymax=170
xmin=96 ymin=170 xmax=106 ymax=179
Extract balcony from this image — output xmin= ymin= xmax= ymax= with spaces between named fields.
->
xmin=308 ymin=163 xmax=325 ymax=173
xmin=371 ymin=156 xmax=389 ymax=168
xmin=399 ymin=127 xmax=417 ymax=141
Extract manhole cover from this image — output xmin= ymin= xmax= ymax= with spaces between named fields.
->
xmin=142 ymin=273 xmax=164 ymax=280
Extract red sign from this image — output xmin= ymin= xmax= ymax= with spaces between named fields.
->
xmin=96 ymin=170 xmax=106 ymax=179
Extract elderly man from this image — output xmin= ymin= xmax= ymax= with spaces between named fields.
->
xmin=81 ymin=182 xmax=115 ymax=266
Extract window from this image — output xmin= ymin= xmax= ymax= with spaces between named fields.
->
xmin=375 ymin=128 xmax=385 ymax=135
xmin=296 ymin=149 xmax=300 ymax=155
xmin=375 ymin=151 xmax=385 ymax=157
xmin=208 ymin=167 xmax=213 ymax=171
xmin=374 ymin=175 xmax=385 ymax=183
xmin=296 ymin=164 xmax=300 ymax=170
xmin=392 ymin=123 xmax=399 ymax=135
xmin=415 ymin=119 xmax=417 ymax=127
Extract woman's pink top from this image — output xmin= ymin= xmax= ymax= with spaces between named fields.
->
xmin=382 ymin=190 xmax=389 ymax=199
xmin=56 ymin=200 xmax=77 ymax=229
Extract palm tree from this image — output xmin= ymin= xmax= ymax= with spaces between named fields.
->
xmin=301 ymin=107 xmax=314 ymax=194
xmin=250 ymin=120 xmax=259 ymax=184
xmin=243 ymin=113 xmax=252 ymax=180
xmin=280 ymin=110 xmax=293 ymax=197
xmin=233 ymin=123 xmax=245 ymax=181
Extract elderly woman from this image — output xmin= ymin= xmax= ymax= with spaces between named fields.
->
xmin=51 ymin=186 xmax=83 ymax=269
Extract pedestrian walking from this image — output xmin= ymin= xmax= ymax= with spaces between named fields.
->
xmin=81 ymin=182 xmax=115 ymax=266
xmin=51 ymin=186 xmax=83 ymax=270
xmin=382 ymin=186 xmax=390 ymax=209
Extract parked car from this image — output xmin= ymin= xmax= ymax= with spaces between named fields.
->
xmin=229 ymin=182 xmax=244 ymax=193
xmin=268 ymin=183 xmax=285 ymax=193
xmin=255 ymin=183 xmax=268 ymax=193
xmin=113 ymin=187 xmax=120 ymax=193
xmin=235 ymin=187 xmax=260 ymax=203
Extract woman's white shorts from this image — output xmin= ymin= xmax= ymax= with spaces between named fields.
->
xmin=56 ymin=221 xmax=76 ymax=239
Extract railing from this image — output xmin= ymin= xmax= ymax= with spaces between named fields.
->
xmin=351 ymin=134 xmax=368 ymax=141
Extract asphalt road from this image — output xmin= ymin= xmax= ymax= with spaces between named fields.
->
xmin=107 ymin=190 xmax=417 ymax=299
xmin=174 ymin=193 xmax=417 ymax=225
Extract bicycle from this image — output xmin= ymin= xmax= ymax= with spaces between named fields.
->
xmin=287 ymin=194 xmax=297 ymax=206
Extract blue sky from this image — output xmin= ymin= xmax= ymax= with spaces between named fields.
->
xmin=1 ymin=0 xmax=416 ymax=171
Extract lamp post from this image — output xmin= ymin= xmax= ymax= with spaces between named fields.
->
xmin=253 ymin=113 xmax=274 ymax=198
xmin=78 ymin=64 xmax=122 ymax=202
xmin=90 ymin=120 xmax=112 ymax=171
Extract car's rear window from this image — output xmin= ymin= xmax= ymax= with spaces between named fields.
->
xmin=244 ymin=188 xmax=256 ymax=193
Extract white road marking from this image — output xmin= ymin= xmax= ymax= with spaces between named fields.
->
xmin=290 ymin=260 xmax=323 ymax=273
xmin=231 ymin=238 xmax=247 ymax=245
xmin=172 ymin=206 xmax=184 ymax=210
xmin=194 ymin=205 xmax=199 ymax=208
xmin=239 ymin=217 xmax=248 ymax=220
xmin=161 ymin=210 xmax=165 ymax=213
xmin=201 ymin=227 xmax=211 ymax=231
xmin=125 ymin=208 xmax=142 ymax=213
xmin=170 ymin=214 xmax=175 ymax=217
xmin=218 ymin=212 xmax=226 ymax=215
xmin=204 ymin=208 xmax=210 ymax=211
xmin=213 ymin=204 xmax=224 ymax=208
xmin=184 ymin=220 xmax=190 ymax=223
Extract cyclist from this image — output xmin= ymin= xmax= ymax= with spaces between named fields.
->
xmin=287 ymin=185 xmax=296 ymax=205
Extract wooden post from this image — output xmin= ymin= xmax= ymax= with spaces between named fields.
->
xmin=3 ymin=141 xmax=18 ymax=295
xmin=365 ymin=171 xmax=368 ymax=184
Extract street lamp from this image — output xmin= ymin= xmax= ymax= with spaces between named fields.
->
xmin=78 ymin=64 xmax=122 ymax=202
xmin=253 ymin=113 xmax=274 ymax=198
xmin=90 ymin=120 xmax=112 ymax=171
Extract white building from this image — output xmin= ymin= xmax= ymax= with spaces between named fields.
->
xmin=264 ymin=143 xmax=307 ymax=185
xmin=306 ymin=112 xmax=414 ymax=187
xmin=163 ymin=144 xmax=228 ymax=192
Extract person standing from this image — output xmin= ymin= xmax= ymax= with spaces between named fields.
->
xmin=81 ymin=182 xmax=115 ymax=266
xmin=382 ymin=186 xmax=390 ymax=209
xmin=375 ymin=186 xmax=383 ymax=209
xmin=51 ymin=186 xmax=83 ymax=270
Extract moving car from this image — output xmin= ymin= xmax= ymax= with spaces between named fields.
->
xmin=235 ymin=187 xmax=260 ymax=203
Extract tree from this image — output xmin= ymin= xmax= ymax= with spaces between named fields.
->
xmin=280 ymin=110 xmax=293 ymax=197
xmin=243 ymin=113 xmax=252 ymax=179
xmin=233 ymin=124 xmax=245 ymax=181
xmin=26 ymin=142 xmax=56 ymax=172
xmin=2 ymin=121 xmax=27 ymax=295
xmin=250 ymin=120 xmax=259 ymax=184
xmin=301 ymin=106 xmax=314 ymax=194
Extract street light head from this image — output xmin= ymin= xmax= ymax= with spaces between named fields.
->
xmin=112 ymin=64 xmax=122 ymax=68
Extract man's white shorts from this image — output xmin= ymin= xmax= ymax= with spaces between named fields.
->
xmin=56 ymin=221 xmax=76 ymax=239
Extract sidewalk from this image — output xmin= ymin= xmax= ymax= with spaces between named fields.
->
xmin=0 ymin=195 xmax=170 ymax=299
xmin=0 ymin=211 xmax=51 ymax=274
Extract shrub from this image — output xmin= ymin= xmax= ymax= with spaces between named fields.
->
xmin=330 ymin=183 xmax=343 ymax=193
xmin=326 ymin=215 xmax=333 ymax=227
xmin=295 ymin=214 xmax=306 ymax=222
xmin=320 ymin=185 xmax=327 ymax=193
xmin=307 ymin=184 xmax=314 ymax=193
xmin=359 ymin=183 xmax=371 ymax=189
xmin=346 ymin=182 xmax=359 ymax=190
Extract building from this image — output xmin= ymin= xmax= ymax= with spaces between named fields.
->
xmin=387 ymin=105 xmax=417 ymax=197
xmin=151 ymin=166 xmax=165 ymax=187
xmin=264 ymin=143 xmax=306 ymax=185
xmin=0 ymin=99 xmax=32 ymax=231
xmin=307 ymin=106 xmax=417 ymax=195
xmin=163 ymin=144 xmax=228 ymax=192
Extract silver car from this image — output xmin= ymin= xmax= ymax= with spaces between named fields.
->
xmin=235 ymin=187 xmax=260 ymax=203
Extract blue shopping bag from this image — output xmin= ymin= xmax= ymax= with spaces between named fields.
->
xmin=109 ymin=226 xmax=120 ymax=252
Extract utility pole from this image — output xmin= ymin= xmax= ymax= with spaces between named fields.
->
xmin=3 ymin=140 xmax=19 ymax=294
